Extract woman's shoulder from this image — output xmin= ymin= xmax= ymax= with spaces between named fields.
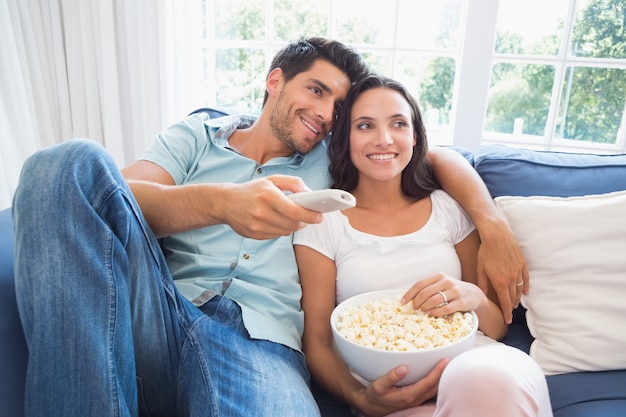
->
xmin=429 ymin=189 xmax=472 ymax=222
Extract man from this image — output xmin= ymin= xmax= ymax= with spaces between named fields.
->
xmin=13 ymin=38 xmax=525 ymax=417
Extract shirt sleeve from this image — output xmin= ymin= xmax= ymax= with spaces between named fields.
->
xmin=292 ymin=211 xmax=343 ymax=261
xmin=140 ymin=113 xmax=211 ymax=184
xmin=431 ymin=190 xmax=476 ymax=245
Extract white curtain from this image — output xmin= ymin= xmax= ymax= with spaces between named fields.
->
xmin=0 ymin=0 xmax=205 ymax=210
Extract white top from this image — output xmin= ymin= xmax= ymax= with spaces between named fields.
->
xmin=293 ymin=190 xmax=475 ymax=304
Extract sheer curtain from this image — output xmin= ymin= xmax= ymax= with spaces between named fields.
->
xmin=0 ymin=0 xmax=205 ymax=210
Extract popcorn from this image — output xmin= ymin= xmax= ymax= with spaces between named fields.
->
xmin=336 ymin=294 xmax=474 ymax=351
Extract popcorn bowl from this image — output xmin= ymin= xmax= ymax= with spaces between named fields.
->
xmin=330 ymin=289 xmax=478 ymax=386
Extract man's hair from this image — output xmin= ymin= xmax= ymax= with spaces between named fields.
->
xmin=262 ymin=37 xmax=369 ymax=106
xmin=328 ymin=74 xmax=439 ymax=198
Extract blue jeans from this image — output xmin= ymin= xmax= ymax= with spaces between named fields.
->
xmin=13 ymin=140 xmax=319 ymax=417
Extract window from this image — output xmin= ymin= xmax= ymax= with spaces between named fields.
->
xmin=485 ymin=0 xmax=626 ymax=153
xmin=201 ymin=0 xmax=626 ymax=154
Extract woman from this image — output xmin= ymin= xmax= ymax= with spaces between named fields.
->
xmin=293 ymin=74 xmax=552 ymax=417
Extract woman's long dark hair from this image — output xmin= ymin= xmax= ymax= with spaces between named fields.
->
xmin=328 ymin=74 xmax=439 ymax=199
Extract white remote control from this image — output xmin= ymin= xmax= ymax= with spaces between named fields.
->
xmin=288 ymin=189 xmax=356 ymax=212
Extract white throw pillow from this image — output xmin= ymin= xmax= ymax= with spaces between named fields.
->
xmin=495 ymin=190 xmax=626 ymax=375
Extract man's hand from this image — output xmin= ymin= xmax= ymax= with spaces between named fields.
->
xmin=476 ymin=220 xmax=529 ymax=324
xmin=123 ymin=160 xmax=323 ymax=239
xmin=216 ymin=175 xmax=323 ymax=240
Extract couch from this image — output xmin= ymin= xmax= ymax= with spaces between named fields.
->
xmin=2 ymin=144 xmax=626 ymax=417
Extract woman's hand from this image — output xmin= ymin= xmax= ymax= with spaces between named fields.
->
xmin=401 ymin=272 xmax=508 ymax=340
xmin=356 ymin=359 xmax=447 ymax=417
xmin=401 ymin=273 xmax=486 ymax=316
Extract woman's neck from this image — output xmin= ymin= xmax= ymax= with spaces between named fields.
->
xmin=351 ymin=180 xmax=413 ymax=212
xmin=344 ymin=179 xmax=431 ymax=237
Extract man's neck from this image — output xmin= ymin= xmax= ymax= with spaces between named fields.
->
xmin=228 ymin=117 xmax=294 ymax=165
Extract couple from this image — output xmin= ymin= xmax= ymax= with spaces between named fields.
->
xmin=13 ymin=37 xmax=550 ymax=416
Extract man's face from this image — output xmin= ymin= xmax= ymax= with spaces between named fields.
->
xmin=269 ymin=60 xmax=351 ymax=154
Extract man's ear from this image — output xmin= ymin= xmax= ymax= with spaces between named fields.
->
xmin=266 ymin=67 xmax=284 ymax=97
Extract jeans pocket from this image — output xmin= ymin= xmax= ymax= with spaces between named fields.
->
xmin=198 ymin=295 xmax=240 ymax=325
xmin=136 ymin=376 xmax=152 ymax=417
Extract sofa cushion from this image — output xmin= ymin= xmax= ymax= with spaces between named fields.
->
xmin=500 ymin=322 xmax=532 ymax=354
xmin=474 ymin=144 xmax=626 ymax=198
xmin=0 ymin=207 xmax=27 ymax=417
xmin=495 ymin=191 xmax=626 ymax=375
xmin=548 ymin=370 xmax=626 ymax=417
xmin=553 ymin=401 xmax=626 ymax=417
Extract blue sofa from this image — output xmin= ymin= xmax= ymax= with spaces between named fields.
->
xmin=2 ymin=144 xmax=626 ymax=417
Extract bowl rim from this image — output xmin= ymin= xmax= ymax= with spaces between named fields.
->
xmin=330 ymin=289 xmax=478 ymax=355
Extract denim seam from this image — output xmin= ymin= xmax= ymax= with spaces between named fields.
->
xmin=104 ymin=226 xmax=123 ymax=417
xmin=178 ymin=314 xmax=220 ymax=417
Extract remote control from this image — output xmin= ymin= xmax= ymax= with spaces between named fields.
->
xmin=288 ymin=189 xmax=356 ymax=212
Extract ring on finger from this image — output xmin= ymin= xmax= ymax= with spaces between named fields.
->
xmin=435 ymin=291 xmax=448 ymax=308
xmin=516 ymin=281 xmax=524 ymax=287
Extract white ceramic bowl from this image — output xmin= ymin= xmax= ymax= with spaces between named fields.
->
xmin=331 ymin=289 xmax=478 ymax=386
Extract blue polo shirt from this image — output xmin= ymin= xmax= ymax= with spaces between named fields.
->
xmin=140 ymin=113 xmax=332 ymax=351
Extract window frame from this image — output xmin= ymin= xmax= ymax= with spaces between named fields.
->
xmin=202 ymin=0 xmax=626 ymax=154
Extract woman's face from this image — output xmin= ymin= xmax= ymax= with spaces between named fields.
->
xmin=348 ymin=87 xmax=416 ymax=184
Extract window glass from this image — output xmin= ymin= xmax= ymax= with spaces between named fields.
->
xmin=494 ymin=0 xmax=568 ymax=56
xmin=213 ymin=0 xmax=265 ymax=40
xmin=214 ymin=48 xmax=266 ymax=112
xmin=274 ymin=0 xmax=329 ymax=41
xmin=571 ymin=0 xmax=626 ymax=59
xmin=331 ymin=0 xmax=396 ymax=47
xmin=485 ymin=63 xmax=554 ymax=136
xmin=360 ymin=51 xmax=394 ymax=77
xmin=396 ymin=0 xmax=463 ymax=50
xmin=555 ymin=66 xmax=626 ymax=146
xmin=394 ymin=53 xmax=456 ymax=128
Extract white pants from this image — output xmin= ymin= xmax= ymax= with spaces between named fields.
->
xmin=384 ymin=344 xmax=553 ymax=417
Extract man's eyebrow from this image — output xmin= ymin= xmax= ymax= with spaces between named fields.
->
xmin=308 ymin=78 xmax=333 ymax=94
